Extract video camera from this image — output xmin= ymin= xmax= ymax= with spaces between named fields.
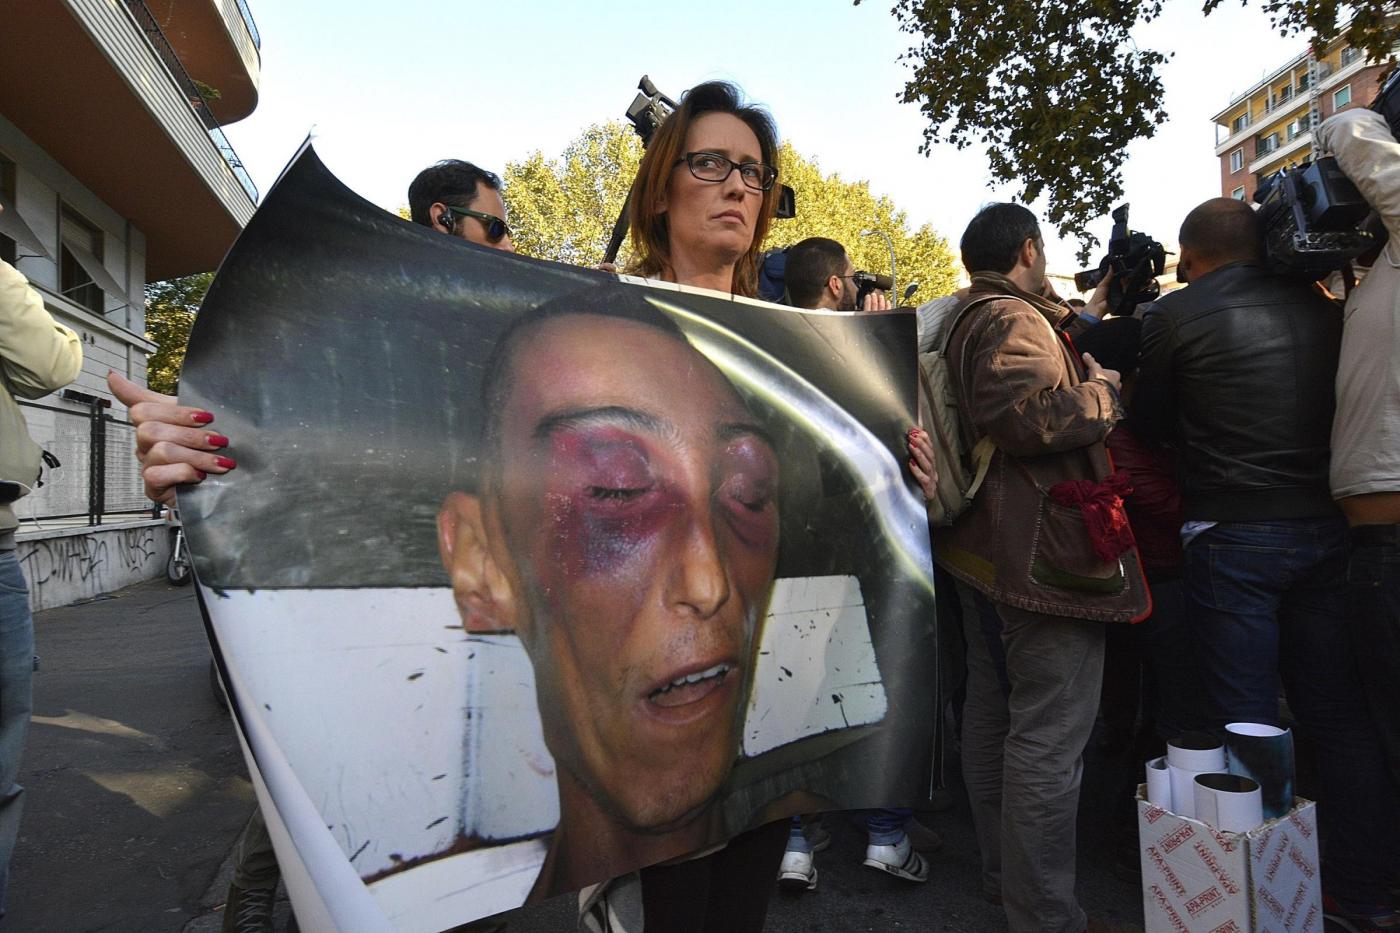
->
xmin=1254 ymin=66 xmax=1400 ymax=277
xmin=853 ymin=271 xmax=893 ymax=308
xmin=1074 ymin=204 xmax=1166 ymax=316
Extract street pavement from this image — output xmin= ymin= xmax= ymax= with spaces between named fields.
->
xmin=7 ymin=579 xmax=266 ymax=932
xmin=9 ymin=579 xmax=1152 ymax=932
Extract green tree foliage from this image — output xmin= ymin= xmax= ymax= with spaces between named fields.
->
xmin=503 ymin=121 xmax=645 ymax=268
xmin=869 ymin=0 xmax=1398 ymax=259
xmin=768 ymin=142 xmax=960 ymax=302
xmin=504 ymin=123 xmax=960 ymax=300
xmin=144 ymin=272 xmax=211 ymax=395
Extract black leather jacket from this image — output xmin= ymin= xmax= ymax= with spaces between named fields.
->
xmin=1130 ymin=262 xmax=1343 ymax=522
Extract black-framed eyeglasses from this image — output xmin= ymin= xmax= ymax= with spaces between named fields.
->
xmin=674 ymin=152 xmax=778 ymax=192
xmin=444 ymin=205 xmax=511 ymax=244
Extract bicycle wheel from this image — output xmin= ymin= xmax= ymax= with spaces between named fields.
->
xmin=167 ymin=541 xmax=192 ymax=586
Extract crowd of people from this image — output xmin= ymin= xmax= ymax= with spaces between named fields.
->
xmin=1 ymin=76 xmax=1397 ymax=933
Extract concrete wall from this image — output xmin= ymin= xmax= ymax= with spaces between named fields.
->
xmin=0 ymin=112 xmax=155 ymax=519
xmin=16 ymin=519 xmax=170 ymax=611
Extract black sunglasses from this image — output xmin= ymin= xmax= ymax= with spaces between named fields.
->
xmin=444 ymin=205 xmax=511 ymax=244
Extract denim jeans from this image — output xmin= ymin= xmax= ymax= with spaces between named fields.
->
xmin=863 ymin=808 xmax=911 ymax=846
xmin=1184 ymin=518 xmax=1400 ymax=903
xmin=1137 ymin=578 xmax=1199 ymax=743
xmin=1347 ymin=524 xmax=1400 ymax=791
xmin=0 ymin=550 xmax=33 ymax=916
xmin=955 ymin=581 xmax=1104 ymax=933
xmin=785 ymin=809 xmax=911 ymax=852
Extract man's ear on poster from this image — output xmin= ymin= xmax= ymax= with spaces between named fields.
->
xmin=436 ymin=491 xmax=518 ymax=633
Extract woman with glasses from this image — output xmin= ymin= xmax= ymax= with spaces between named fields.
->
xmin=584 ymin=80 xmax=792 ymax=933
xmin=623 ymin=81 xmax=779 ymax=298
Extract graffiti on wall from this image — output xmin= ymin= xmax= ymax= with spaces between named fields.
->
xmin=18 ymin=525 xmax=166 ymax=610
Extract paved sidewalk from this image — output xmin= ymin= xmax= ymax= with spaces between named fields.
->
xmin=7 ymin=579 xmax=255 ymax=932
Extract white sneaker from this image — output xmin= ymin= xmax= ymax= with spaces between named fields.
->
xmin=862 ymin=834 xmax=930 ymax=883
xmin=777 ymin=846 xmax=818 ymax=891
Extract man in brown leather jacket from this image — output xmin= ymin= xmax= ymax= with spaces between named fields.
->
xmin=935 ymin=203 xmax=1149 ymax=933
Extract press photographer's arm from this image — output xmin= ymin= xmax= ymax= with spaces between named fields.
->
xmin=1317 ymin=107 xmax=1400 ymax=526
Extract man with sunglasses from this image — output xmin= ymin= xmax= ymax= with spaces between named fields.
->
xmin=783 ymin=237 xmax=889 ymax=312
xmin=407 ymin=159 xmax=515 ymax=251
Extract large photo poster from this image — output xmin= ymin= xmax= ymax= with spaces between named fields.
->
xmin=180 ymin=145 xmax=941 ymax=931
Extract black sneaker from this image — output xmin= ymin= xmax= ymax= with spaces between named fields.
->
xmin=222 ymin=883 xmax=277 ymax=933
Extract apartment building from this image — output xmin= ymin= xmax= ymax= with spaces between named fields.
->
xmin=0 ymin=0 xmax=260 ymax=608
xmin=1213 ymin=36 xmax=1392 ymax=202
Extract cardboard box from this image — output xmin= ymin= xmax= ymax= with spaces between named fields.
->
xmin=1137 ymin=787 xmax=1322 ymax=933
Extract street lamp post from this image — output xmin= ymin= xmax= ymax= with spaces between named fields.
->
xmin=860 ymin=228 xmax=896 ymax=303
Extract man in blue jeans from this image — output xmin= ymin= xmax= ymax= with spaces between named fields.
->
xmin=0 ymin=235 xmax=83 ymax=915
xmin=1133 ymin=197 xmax=1400 ymax=930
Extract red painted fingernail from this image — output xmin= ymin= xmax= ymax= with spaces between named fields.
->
xmin=195 ymin=470 xmax=207 ymax=480
xmin=192 ymin=411 xmax=214 ymax=424
xmin=206 ymin=433 xmax=229 ymax=447
xmin=909 ymin=458 xmax=917 ymax=469
xmin=214 ymin=456 xmax=237 ymax=469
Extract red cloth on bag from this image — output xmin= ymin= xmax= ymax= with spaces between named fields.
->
xmin=1048 ymin=472 xmax=1137 ymax=562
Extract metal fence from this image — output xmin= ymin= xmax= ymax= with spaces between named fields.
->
xmin=15 ymin=396 xmax=156 ymax=525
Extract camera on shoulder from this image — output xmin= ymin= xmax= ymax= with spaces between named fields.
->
xmin=1254 ymin=67 xmax=1400 ymax=278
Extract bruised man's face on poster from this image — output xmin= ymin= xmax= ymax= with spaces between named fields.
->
xmin=437 ymin=312 xmax=781 ymax=833
xmin=179 ymin=146 xmax=938 ymax=930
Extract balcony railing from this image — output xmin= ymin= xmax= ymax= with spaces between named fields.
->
xmin=120 ymin=0 xmax=259 ymax=204
xmin=233 ymin=0 xmax=260 ymax=50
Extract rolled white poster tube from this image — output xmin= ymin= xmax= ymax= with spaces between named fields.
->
xmin=1167 ymin=731 xmax=1226 ymax=772
xmin=1169 ymin=765 xmax=1207 ymax=817
xmin=1145 ymin=756 xmax=1171 ymax=808
xmin=1193 ymin=772 xmax=1263 ymax=833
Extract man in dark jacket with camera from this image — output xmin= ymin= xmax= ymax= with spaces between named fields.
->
xmin=1132 ymin=197 xmax=1399 ymax=923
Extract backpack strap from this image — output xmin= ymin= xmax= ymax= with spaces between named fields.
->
xmin=938 ymin=294 xmax=1020 ymax=355
xmin=945 ymin=294 xmax=1062 ymax=498
xmin=964 ymin=435 xmax=997 ymax=501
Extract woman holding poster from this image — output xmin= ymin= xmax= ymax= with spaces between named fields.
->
xmin=109 ymin=80 xmax=939 ymax=933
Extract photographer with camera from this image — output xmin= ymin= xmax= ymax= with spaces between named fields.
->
xmin=1314 ymin=104 xmax=1400 ymax=927
xmin=783 ymin=236 xmax=890 ymax=312
xmin=1132 ymin=196 xmax=1400 ymax=930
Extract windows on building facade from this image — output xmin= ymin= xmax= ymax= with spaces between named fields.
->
xmin=59 ymin=206 xmax=104 ymax=314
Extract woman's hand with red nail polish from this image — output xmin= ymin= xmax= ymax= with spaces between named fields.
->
xmin=107 ymin=371 xmax=238 ymax=505
xmin=906 ymin=423 xmax=938 ymax=502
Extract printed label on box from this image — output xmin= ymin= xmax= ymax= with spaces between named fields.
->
xmin=1137 ymin=788 xmax=1320 ymax=933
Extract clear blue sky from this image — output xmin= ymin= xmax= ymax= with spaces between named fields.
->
xmin=224 ymin=0 xmax=1305 ymax=277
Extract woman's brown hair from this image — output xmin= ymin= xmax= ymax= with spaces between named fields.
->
xmin=625 ymin=81 xmax=780 ymax=298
